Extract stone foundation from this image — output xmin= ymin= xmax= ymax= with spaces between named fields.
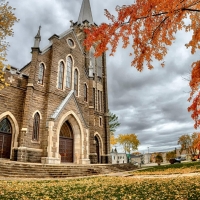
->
xmin=41 ymin=157 xmax=60 ymax=164
xmin=89 ymin=154 xmax=97 ymax=164
xmin=79 ymin=159 xmax=90 ymax=164
xmin=17 ymin=147 xmax=43 ymax=163
xmin=101 ymin=155 xmax=112 ymax=164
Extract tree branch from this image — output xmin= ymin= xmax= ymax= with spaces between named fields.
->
xmin=152 ymin=16 xmax=169 ymax=40
xmin=182 ymin=8 xmax=200 ymax=12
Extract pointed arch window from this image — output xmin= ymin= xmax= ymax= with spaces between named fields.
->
xmin=58 ymin=62 xmax=64 ymax=89
xmin=89 ymin=47 xmax=95 ymax=73
xmin=0 ymin=118 xmax=11 ymax=133
xmin=74 ymin=69 xmax=78 ymax=96
xmin=97 ymin=56 xmax=102 ymax=78
xmin=38 ymin=63 xmax=45 ymax=84
xmin=84 ymin=84 xmax=87 ymax=102
xmin=32 ymin=113 xmax=40 ymax=141
xmin=66 ymin=56 xmax=72 ymax=88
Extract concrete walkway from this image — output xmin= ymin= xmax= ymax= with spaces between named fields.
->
xmin=105 ymin=170 xmax=200 ymax=179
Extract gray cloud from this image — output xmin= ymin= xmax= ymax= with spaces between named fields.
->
xmin=7 ymin=0 xmax=198 ymax=154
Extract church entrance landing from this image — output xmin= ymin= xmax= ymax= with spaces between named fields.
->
xmin=59 ymin=121 xmax=73 ymax=163
xmin=0 ymin=118 xmax=12 ymax=159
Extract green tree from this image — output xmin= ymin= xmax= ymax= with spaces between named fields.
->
xmin=166 ymin=151 xmax=176 ymax=161
xmin=0 ymin=1 xmax=18 ymax=90
xmin=155 ymin=154 xmax=163 ymax=166
xmin=117 ymin=133 xmax=140 ymax=154
xmin=109 ymin=110 xmax=120 ymax=135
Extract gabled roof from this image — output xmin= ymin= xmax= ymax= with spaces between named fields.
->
xmin=51 ymin=90 xmax=88 ymax=128
xmin=78 ymin=0 xmax=94 ymax=25
xmin=41 ymin=28 xmax=84 ymax=55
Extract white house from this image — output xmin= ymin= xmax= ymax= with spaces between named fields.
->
xmin=110 ymin=148 xmax=127 ymax=164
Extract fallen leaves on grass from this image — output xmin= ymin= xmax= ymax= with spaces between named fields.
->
xmin=0 ymin=176 xmax=200 ymax=199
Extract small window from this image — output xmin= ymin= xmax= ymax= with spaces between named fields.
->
xmin=74 ymin=69 xmax=78 ymax=96
xmin=67 ymin=38 xmax=75 ymax=48
xmin=99 ymin=117 xmax=102 ymax=127
xmin=58 ymin=62 xmax=64 ymax=89
xmin=93 ymin=88 xmax=95 ymax=109
xmin=38 ymin=63 xmax=44 ymax=84
xmin=33 ymin=113 xmax=40 ymax=141
xmin=84 ymin=84 xmax=87 ymax=102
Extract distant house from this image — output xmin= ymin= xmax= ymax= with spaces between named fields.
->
xmin=143 ymin=153 xmax=151 ymax=164
xmin=130 ymin=154 xmax=143 ymax=164
xmin=110 ymin=148 xmax=127 ymax=164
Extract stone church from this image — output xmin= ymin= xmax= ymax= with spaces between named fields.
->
xmin=0 ymin=0 xmax=111 ymax=164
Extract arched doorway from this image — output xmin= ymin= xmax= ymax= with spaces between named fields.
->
xmin=0 ymin=118 xmax=12 ymax=159
xmin=95 ymin=136 xmax=100 ymax=163
xmin=59 ymin=121 xmax=73 ymax=162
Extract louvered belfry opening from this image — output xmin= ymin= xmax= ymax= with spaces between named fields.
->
xmin=0 ymin=118 xmax=12 ymax=159
xmin=59 ymin=121 xmax=74 ymax=163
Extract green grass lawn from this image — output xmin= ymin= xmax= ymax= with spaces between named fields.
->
xmin=0 ymin=176 xmax=200 ymax=200
xmin=133 ymin=161 xmax=200 ymax=175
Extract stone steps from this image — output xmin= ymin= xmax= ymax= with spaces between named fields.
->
xmin=0 ymin=160 xmax=137 ymax=178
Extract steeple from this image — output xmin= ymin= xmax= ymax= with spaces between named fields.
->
xmin=78 ymin=0 xmax=94 ymax=25
xmin=34 ymin=26 xmax=41 ymax=48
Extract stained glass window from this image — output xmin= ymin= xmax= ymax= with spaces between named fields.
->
xmin=58 ymin=62 xmax=64 ymax=89
xmin=66 ymin=56 xmax=72 ymax=88
xmin=0 ymin=118 xmax=11 ymax=133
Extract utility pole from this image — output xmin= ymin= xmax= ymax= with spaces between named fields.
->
xmin=148 ymin=147 xmax=149 ymax=163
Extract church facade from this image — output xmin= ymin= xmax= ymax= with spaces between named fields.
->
xmin=0 ymin=0 xmax=111 ymax=164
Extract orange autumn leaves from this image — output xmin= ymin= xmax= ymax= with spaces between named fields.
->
xmin=84 ymin=0 xmax=200 ymax=129
xmin=188 ymin=61 xmax=200 ymax=129
xmin=193 ymin=132 xmax=200 ymax=150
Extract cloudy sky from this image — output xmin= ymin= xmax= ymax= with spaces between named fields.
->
xmin=6 ymin=0 xmax=199 ymax=154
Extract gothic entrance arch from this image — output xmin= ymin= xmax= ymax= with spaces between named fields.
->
xmin=59 ymin=121 xmax=73 ymax=162
xmin=0 ymin=118 xmax=12 ymax=159
xmin=95 ymin=136 xmax=100 ymax=163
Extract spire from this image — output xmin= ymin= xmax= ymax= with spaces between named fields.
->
xmin=78 ymin=0 xmax=94 ymax=25
xmin=34 ymin=26 xmax=41 ymax=48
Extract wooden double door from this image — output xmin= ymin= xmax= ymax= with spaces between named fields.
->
xmin=59 ymin=121 xmax=74 ymax=163
xmin=0 ymin=132 xmax=12 ymax=159
xmin=0 ymin=118 xmax=12 ymax=159
xmin=59 ymin=137 xmax=73 ymax=162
